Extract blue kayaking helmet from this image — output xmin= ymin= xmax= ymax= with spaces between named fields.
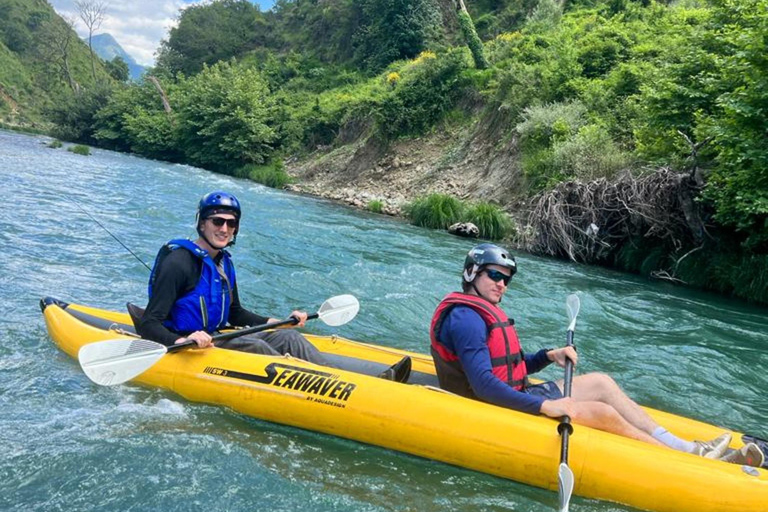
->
xmin=196 ymin=191 xmax=241 ymax=246
xmin=463 ymin=243 xmax=517 ymax=284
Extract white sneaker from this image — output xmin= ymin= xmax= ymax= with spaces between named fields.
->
xmin=691 ymin=433 xmax=732 ymax=459
xmin=720 ymin=443 xmax=765 ymax=467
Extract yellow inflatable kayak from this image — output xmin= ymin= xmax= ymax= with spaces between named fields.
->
xmin=40 ymin=297 xmax=768 ymax=512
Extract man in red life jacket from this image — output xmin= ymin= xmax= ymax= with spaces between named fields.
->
xmin=430 ymin=243 xmax=764 ymax=466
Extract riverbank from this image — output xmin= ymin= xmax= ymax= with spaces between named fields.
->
xmin=285 ymin=118 xmax=523 ymax=220
xmin=284 ymin=129 xmax=768 ymax=306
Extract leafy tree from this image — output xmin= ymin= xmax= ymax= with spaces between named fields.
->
xmin=105 ymin=56 xmax=129 ymax=82
xmin=174 ymin=61 xmax=276 ymax=171
xmin=270 ymin=0 xmax=358 ymax=63
xmin=697 ymin=0 xmax=768 ymax=249
xmin=155 ymin=0 xmax=267 ymax=76
xmin=46 ymin=82 xmax=112 ymax=142
xmin=352 ymin=0 xmax=441 ymax=72
xmin=93 ymin=80 xmax=181 ymax=159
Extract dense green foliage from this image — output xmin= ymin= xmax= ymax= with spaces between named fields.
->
xmin=174 ymin=62 xmax=275 ymax=171
xmin=458 ymin=10 xmax=489 ymax=69
xmin=235 ymin=161 xmax=292 ymax=188
xmin=405 ymin=193 xmax=465 ymax=230
xmin=104 ymin=56 xmax=129 ymax=82
xmin=465 ymin=202 xmax=514 ymax=240
xmin=67 ymin=144 xmax=90 ymax=155
xmin=696 ymin=0 xmax=768 ymax=250
xmin=155 ymin=0 xmax=267 ymax=76
xmin=376 ymin=49 xmax=468 ymax=138
xmin=352 ymin=0 xmax=441 ymax=72
xmin=3 ymin=0 xmax=766 ymax=300
xmin=367 ymin=199 xmax=384 ymax=214
xmin=0 ymin=0 xmax=113 ymax=126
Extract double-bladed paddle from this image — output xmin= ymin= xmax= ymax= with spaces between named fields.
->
xmin=77 ymin=294 xmax=360 ymax=386
xmin=557 ymin=293 xmax=580 ymax=512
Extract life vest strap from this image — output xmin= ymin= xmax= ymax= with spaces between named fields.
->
xmin=490 ymin=353 xmax=523 ymax=367
xmin=488 ymin=319 xmax=515 ymax=330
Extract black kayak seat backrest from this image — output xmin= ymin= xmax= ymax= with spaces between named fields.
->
xmin=126 ymin=302 xmax=146 ymax=330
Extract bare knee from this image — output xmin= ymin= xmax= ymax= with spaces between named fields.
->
xmin=573 ymin=372 xmax=621 ymax=401
xmin=570 ymin=401 xmax=623 ymax=426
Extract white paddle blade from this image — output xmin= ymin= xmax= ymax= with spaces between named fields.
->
xmin=558 ymin=462 xmax=575 ymax=512
xmin=317 ymin=294 xmax=359 ymax=327
xmin=566 ymin=294 xmax=580 ymax=332
xmin=78 ymin=338 xmax=168 ymax=386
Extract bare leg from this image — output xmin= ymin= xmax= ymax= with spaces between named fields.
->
xmin=552 ymin=372 xmax=729 ymax=455
xmin=568 ymin=401 xmax=665 ymax=446
xmin=560 ymin=373 xmax=659 ymax=434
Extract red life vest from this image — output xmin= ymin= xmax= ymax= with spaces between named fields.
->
xmin=430 ymin=292 xmax=528 ymax=397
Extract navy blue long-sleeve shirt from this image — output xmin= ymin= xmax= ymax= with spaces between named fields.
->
xmin=438 ymin=305 xmax=553 ymax=414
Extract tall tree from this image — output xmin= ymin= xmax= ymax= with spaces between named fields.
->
xmin=352 ymin=0 xmax=440 ymax=72
xmin=455 ymin=0 xmax=488 ymax=69
xmin=155 ymin=0 xmax=266 ymax=76
xmin=75 ymin=0 xmax=107 ymax=84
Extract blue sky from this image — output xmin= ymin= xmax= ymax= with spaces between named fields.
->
xmin=50 ymin=0 xmax=275 ymax=66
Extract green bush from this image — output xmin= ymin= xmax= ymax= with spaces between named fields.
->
xmin=516 ymin=101 xmax=588 ymax=149
xmin=552 ymin=124 xmax=632 ymax=181
xmin=67 ymin=144 xmax=91 ymax=155
xmin=376 ymin=49 xmax=468 ymax=139
xmin=94 ymin=80 xmax=182 ymax=161
xmin=174 ymin=61 xmax=276 ymax=171
xmin=367 ymin=199 xmax=384 ymax=213
xmin=465 ymin=202 xmax=514 ymax=240
xmin=521 ymin=147 xmax=565 ymax=192
xmin=404 ymin=193 xmax=465 ymax=229
xmin=236 ymin=161 xmax=292 ymax=189
xmin=47 ymin=139 xmax=63 ymax=148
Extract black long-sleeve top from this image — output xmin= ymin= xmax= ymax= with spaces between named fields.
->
xmin=136 ymin=247 xmax=269 ymax=346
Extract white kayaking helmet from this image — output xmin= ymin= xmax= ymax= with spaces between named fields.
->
xmin=463 ymin=243 xmax=517 ymax=284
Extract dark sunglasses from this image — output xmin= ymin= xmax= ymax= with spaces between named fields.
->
xmin=484 ymin=269 xmax=512 ymax=285
xmin=208 ymin=216 xmax=238 ymax=228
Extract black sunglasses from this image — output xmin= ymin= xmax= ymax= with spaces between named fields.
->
xmin=484 ymin=269 xmax=512 ymax=285
xmin=208 ymin=216 xmax=238 ymax=228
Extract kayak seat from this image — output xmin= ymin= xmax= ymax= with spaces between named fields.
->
xmin=126 ymin=302 xmax=145 ymax=330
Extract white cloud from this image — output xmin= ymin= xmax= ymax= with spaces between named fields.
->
xmin=49 ymin=0 xmax=205 ymax=66
xmin=49 ymin=0 xmax=275 ymax=66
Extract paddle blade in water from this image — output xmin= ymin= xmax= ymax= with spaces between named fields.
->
xmin=317 ymin=294 xmax=359 ymax=326
xmin=78 ymin=338 xmax=168 ymax=386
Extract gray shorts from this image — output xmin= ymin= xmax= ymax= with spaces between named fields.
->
xmin=524 ymin=381 xmax=564 ymax=400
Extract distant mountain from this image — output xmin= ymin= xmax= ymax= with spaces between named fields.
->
xmin=90 ymin=33 xmax=146 ymax=81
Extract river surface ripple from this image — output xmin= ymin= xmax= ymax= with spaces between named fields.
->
xmin=1 ymin=130 xmax=766 ymax=512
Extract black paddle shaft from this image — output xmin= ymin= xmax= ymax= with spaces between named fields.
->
xmin=558 ymin=329 xmax=576 ymax=463
xmin=167 ymin=313 xmax=318 ymax=352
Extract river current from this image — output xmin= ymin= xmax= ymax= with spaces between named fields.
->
xmin=1 ymin=129 xmax=766 ymax=511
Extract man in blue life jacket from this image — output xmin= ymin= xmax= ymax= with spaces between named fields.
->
xmin=136 ymin=190 xmax=410 ymax=382
xmin=429 ymin=243 xmax=763 ymax=467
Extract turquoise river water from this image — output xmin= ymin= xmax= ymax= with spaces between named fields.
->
xmin=1 ymin=129 xmax=766 ymax=511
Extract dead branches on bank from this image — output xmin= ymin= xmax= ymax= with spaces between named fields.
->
xmin=521 ymin=168 xmax=709 ymax=265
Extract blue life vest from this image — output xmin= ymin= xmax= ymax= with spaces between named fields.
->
xmin=148 ymin=239 xmax=236 ymax=334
